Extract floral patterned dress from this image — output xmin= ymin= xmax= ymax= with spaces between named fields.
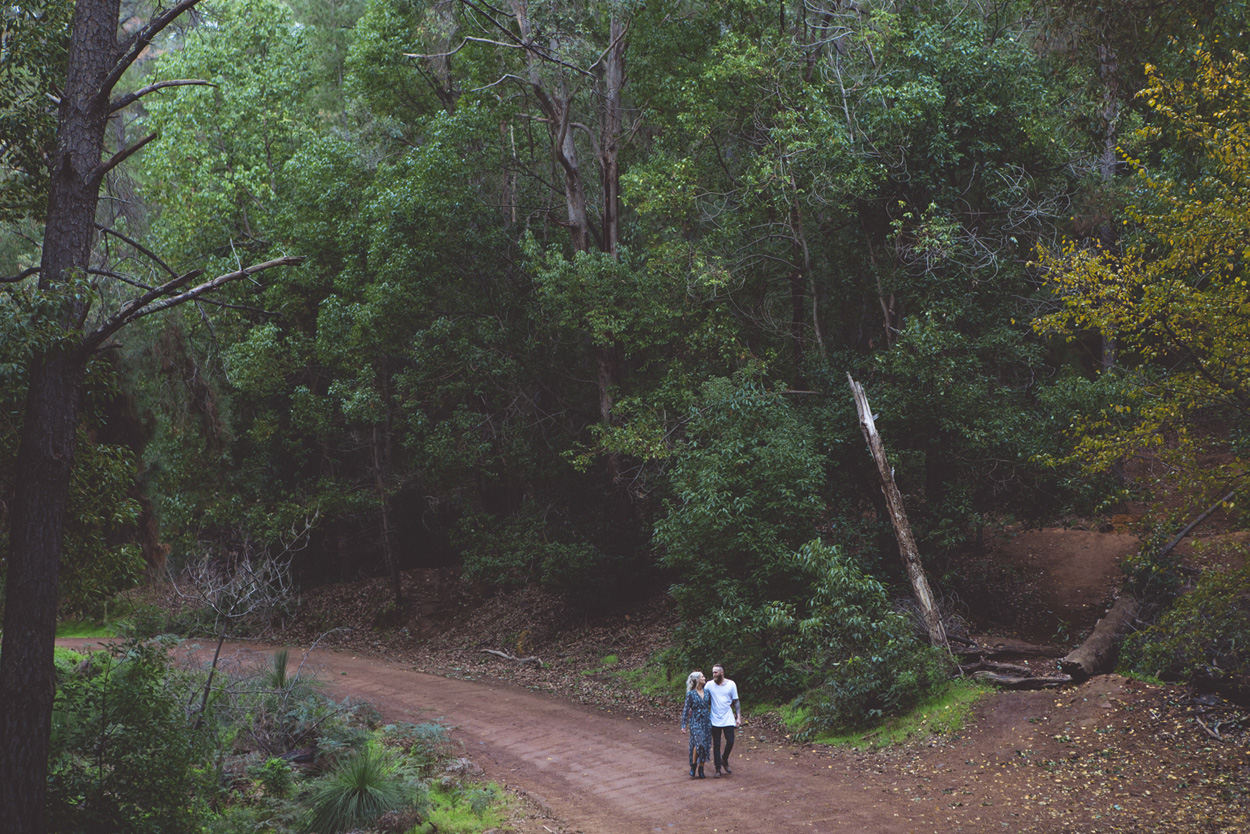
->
xmin=681 ymin=688 xmax=712 ymax=766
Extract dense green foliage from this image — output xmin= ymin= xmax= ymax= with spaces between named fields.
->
xmin=1121 ymin=563 xmax=1250 ymax=698
xmin=7 ymin=0 xmax=1250 ymax=742
xmin=774 ymin=541 xmax=953 ymax=731
xmin=43 ymin=642 xmax=496 ymax=834
xmin=46 ymin=641 xmax=213 ymax=834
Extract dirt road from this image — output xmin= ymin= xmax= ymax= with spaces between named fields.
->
xmin=232 ymin=644 xmax=912 ymax=834
xmin=58 ymin=638 xmax=1248 ymax=833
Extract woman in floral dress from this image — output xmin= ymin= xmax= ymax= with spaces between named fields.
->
xmin=681 ymin=670 xmax=711 ymax=778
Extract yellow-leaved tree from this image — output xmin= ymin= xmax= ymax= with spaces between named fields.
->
xmin=1036 ymin=46 xmax=1250 ymax=576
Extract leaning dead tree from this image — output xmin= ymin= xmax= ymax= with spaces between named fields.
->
xmin=847 ymin=374 xmax=949 ymax=649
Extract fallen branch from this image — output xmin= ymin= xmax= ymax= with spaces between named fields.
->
xmin=847 ymin=374 xmax=948 ymax=648
xmin=959 ymin=660 xmax=1038 ymax=677
xmin=481 ymin=649 xmax=543 ymax=666
xmin=972 ymin=671 xmax=1073 ymax=690
xmin=953 ymin=641 xmax=1065 ymax=660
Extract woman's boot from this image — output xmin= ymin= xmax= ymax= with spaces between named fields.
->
xmin=697 ymin=764 xmax=705 ymax=779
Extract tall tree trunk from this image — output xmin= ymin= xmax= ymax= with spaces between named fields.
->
xmin=1096 ymin=32 xmax=1120 ymax=373
xmin=0 ymin=0 xmax=118 ymax=827
xmin=600 ymin=17 xmax=626 ymax=259
xmin=372 ymin=422 xmax=404 ymax=606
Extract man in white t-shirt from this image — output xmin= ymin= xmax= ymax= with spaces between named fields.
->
xmin=705 ymin=664 xmax=740 ymax=777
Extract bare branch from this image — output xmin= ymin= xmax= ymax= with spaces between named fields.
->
xmin=470 ymin=72 xmax=528 ymax=93
xmin=89 ymin=132 xmax=157 ymax=186
xmin=1 ymin=267 xmax=39 ymax=284
xmin=96 ymin=223 xmax=180 ymax=278
xmin=87 ymin=267 xmax=152 ymax=291
xmin=110 ymin=79 xmax=213 ymax=113
xmin=83 ymin=255 xmax=303 ymax=352
xmin=105 ymin=0 xmax=206 ymax=99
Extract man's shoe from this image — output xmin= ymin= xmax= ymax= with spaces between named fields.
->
xmin=713 ymin=769 xmax=721 ymax=778
xmin=723 ymin=763 xmax=732 ymax=774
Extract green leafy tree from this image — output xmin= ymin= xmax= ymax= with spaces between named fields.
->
xmin=0 ymin=0 xmax=72 ymax=223
xmin=655 ymin=373 xmax=826 ymax=694
xmin=0 ymin=0 xmax=301 ymax=827
xmin=1036 ymin=46 xmax=1250 ymax=550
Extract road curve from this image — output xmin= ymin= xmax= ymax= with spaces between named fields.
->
xmin=60 ymin=639 xmax=921 ymax=834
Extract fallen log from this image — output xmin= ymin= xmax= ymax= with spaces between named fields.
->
xmin=952 ymin=641 xmax=1064 ymax=660
xmin=972 ymin=671 xmax=1073 ymax=690
xmin=1058 ymin=593 xmax=1140 ymax=681
xmin=481 ymin=649 xmax=543 ymax=666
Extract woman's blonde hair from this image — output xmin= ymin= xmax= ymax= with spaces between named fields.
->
xmin=686 ymin=671 xmax=703 ymax=691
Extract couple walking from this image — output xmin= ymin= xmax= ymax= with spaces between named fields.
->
xmin=680 ymin=664 xmax=740 ymax=779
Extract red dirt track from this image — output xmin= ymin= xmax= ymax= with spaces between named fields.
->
xmin=213 ymin=644 xmax=914 ymax=834
xmin=55 ymin=635 xmax=1249 ymax=834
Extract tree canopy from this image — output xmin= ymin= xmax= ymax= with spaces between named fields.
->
xmin=5 ymin=7 xmax=1250 ymax=804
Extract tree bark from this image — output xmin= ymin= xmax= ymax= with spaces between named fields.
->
xmin=1 ymin=2 xmax=299 ymax=828
xmin=372 ymin=422 xmax=404 ymax=606
xmin=847 ymin=374 xmax=948 ymax=649
xmin=0 ymin=0 xmax=118 ymax=826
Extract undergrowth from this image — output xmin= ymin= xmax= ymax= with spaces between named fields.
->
xmin=775 ymin=678 xmax=990 ymax=749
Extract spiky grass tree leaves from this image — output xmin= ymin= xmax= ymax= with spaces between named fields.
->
xmin=303 ymin=743 xmax=424 ymax=834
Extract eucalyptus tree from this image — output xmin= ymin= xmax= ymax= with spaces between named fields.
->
xmin=0 ymin=0 xmax=300 ymax=829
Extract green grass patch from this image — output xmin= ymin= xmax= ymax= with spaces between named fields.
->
xmin=55 ymin=620 xmax=117 ymax=639
xmin=580 ymin=653 xmax=621 ymax=676
xmin=774 ymin=679 xmax=991 ymax=749
xmin=53 ymin=646 xmax=86 ymax=670
xmin=414 ymin=783 xmax=503 ymax=833
xmin=613 ymin=660 xmax=685 ymax=702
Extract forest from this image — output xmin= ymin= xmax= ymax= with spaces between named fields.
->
xmin=3 ymin=0 xmax=1250 ymax=831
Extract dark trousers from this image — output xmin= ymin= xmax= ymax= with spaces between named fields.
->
xmin=711 ymin=725 xmax=735 ymax=771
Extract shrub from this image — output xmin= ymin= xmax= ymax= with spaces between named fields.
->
xmin=656 ymin=374 xmax=826 ymax=695
xmin=302 ymin=743 xmax=425 ymax=834
xmin=46 ymin=639 xmax=214 ymax=834
xmin=250 ymin=756 xmax=295 ymax=798
xmin=771 ymin=541 xmax=954 ymax=734
xmin=1121 ymin=563 xmax=1250 ymax=699
xmin=383 ymin=721 xmax=456 ymax=776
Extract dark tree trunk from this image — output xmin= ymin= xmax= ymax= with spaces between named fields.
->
xmin=0 ymin=0 xmax=118 ymax=827
xmin=372 ymin=422 xmax=404 ymax=606
xmin=1 ymin=3 xmax=301 ymax=829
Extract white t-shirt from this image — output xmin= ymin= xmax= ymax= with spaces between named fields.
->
xmin=706 ymin=678 xmax=739 ymax=727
